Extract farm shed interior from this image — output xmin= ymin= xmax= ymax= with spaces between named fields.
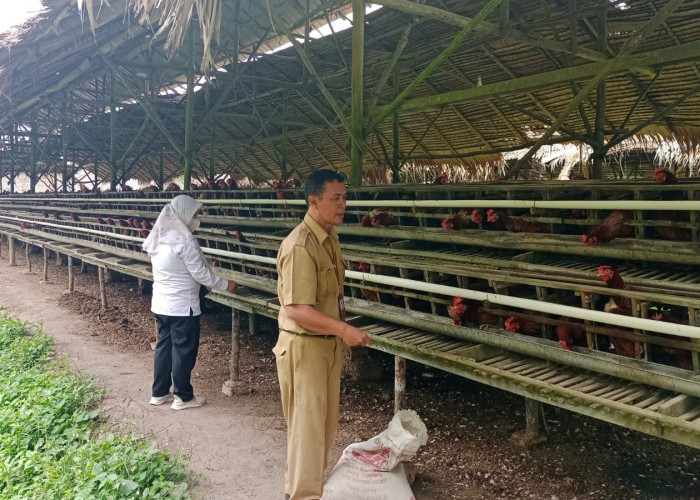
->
xmin=0 ymin=0 xmax=700 ymax=450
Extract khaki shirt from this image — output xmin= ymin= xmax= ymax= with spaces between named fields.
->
xmin=277 ymin=213 xmax=345 ymax=335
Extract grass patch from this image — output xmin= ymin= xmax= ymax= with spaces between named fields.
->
xmin=0 ymin=313 xmax=190 ymax=499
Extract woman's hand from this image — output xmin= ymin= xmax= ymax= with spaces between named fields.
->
xmin=227 ymin=280 xmax=238 ymax=293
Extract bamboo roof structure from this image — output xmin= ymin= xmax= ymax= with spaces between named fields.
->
xmin=1 ymin=0 xmax=700 ymax=191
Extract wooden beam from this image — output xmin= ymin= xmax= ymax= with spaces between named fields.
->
xmin=350 ymin=0 xmax=365 ymax=187
xmin=373 ymin=0 xmax=608 ymax=62
xmin=184 ymin=29 xmax=196 ymax=189
xmin=509 ymin=0 xmax=685 ymax=176
xmin=379 ymin=39 xmax=700 ymax=116
xmin=367 ymin=0 xmax=503 ymax=133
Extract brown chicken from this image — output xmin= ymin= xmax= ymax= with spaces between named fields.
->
xmin=448 ymin=297 xmax=499 ymax=328
xmin=486 ymin=209 xmax=549 ymax=233
xmin=653 ymin=167 xmax=691 ymax=242
xmin=597 ymin=266 xmax=632 ymax=315
xmin=441 ymin=209 xmax=480 ymax=231
xmin=504 ymin=316 xmax=541 ymax=336
xmin=556 ymin=318 xmax=586 ymax=351
xmin=360 ymin=207 xmax=397 ymax=228
xmin=650 ymin=308 xmax=694 ymax=370
xmin=581 ymin=211 xmax=634 ymax=246
xmin=603 ymin=298 xmax=637 ymax=358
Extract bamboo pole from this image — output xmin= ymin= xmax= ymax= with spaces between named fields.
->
xmin=350 ymin=0 xmax=365 ymax=186
xmin=68 ymin=256 xmax=74 ymax=292
xmin=109 ymin=69 xmax=118 ymax=190
xmin=8 ymin=236 xmax=16 ymax=266
xmin=591 ymin=0 xmax=607 ymax=180
xmin=380 ymin=38 xmax=700 ymax=117
xmin=184 ymin=29 xmax=195 ymax=189
xmin=511 ymin=0 xmax=684 ymax=175
xmin=368 ymin=0 xmax=502 ymax=133
xmin=42 ymin=247 xmax=48 ymax=281
xmin=231 ymin=308 xmax=241 ymax=382
xmin=98 ymin=266 xmax=107 ymax=309
xmin=395 ymin=355 xmax=407 ymax=413
xmin=25 ymin=243 xmax=32 ymax=272
xmin=61 ymin=93 xmax=69 ymax=193
xmin=30 ymin=111 xmax=38 ymax=193
xmin=373 ymin=0 xmax=606 ymax=63
xmin=9 ymin=124 xmax=15 ymax=194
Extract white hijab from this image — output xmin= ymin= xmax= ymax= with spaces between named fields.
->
xmin=142 ymin=195 xmax=202 ymax=255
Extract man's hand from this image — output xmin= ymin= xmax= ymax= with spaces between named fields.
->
xmin=340 ymin=324 xmax=372 ymax=347
xmin=226 ymin=280 xmax=238 ymax=293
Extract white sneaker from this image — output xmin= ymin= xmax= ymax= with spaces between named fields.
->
xmin=171 ymin=395 xmax=206 ymax=411
xmin=149 ymin=394 xmax=174 ymax=405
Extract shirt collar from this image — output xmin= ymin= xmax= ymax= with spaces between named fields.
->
xmin=304 ymin=212 xmax=337 ymax=243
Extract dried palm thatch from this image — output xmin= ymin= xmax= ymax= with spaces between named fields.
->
xmin=82 ymin=0 xmax=221 ymax=72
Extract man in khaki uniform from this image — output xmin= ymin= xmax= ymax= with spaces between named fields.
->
xmin=274 ymin=169 xmax=371 ymax=500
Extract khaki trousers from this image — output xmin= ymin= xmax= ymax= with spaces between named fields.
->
xmin=274 ymin=331 xmax=343 ymax=500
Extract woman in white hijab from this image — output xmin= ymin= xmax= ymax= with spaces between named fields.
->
xmin=143 ymin=195 xmax=237 ymax=410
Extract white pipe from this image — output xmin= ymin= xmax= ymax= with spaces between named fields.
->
xmin=199 ymin=248 xmax=700 ymax=340
xmin=0 ymin=215 xmax=143 ymax=243
xmin=3 ymin=198 xmax=700 ymax=210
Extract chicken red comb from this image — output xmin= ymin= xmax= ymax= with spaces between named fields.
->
xmin=441 ymin=217 xmax=453 ymax=230
xmin=654 ymin=167 xmax=665 ymax=174
xmin=452 ymin=296 xmax=464 ymax=306
xmin=651 ymin=312 xmax=663 ymax=321
xmin=558 ymin=339 xmax=570 ymax=351
xmin=486 ymin=209 xmax=495 ymax=217
xmin=504 ymin=317 xmax=519 ymax=332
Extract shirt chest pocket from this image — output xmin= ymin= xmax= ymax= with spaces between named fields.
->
xmin=317 ymin=266 xmax=337 ymax=298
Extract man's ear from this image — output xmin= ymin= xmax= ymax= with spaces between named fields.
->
xmin=308 ymin=195 xmax=319 ymax=209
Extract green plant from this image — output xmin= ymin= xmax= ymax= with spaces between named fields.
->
xmin=0 ymin=313 xmax=190 ymax=499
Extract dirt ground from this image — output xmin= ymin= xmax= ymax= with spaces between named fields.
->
xmin=1 ymin=241 xmax=699 ymax=500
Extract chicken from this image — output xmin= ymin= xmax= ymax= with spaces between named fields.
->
xmin=217 ymin=179 xmax=227 ymax=190
xmin=360 ymin=208 xmax=397 ymax=228
xmin=226 ymin=178 xmax=238 ymax=190
xmin=140 ymin=220 xmax=152 ymax=230
xmin=68 ymin=213 xmax=80 ymax=222
xmin=448 ymin=297 xmax=499 ymax=328
xmin=603 ymin=298 xmax=637 ymax=358
xmin=106 ymin=218 xmax=115 ymax=226
xmin=96 ymin=217 xmax=105 ymax=224
xmin=581 ymin=211 xmax=634 ymax=246
xmin=140 ymin=229 xmax=150 ymax=238
xmin=442 ymin=209 xmax=479 ymax=231
xmin=649 ymin=308 xmax=694 ymax=370
xmin=52 ymin=213 xmax=62 ymax=221
xmin=504 ymin=316 xmax=541 ymax=336
xmin=189 ymin=183 xmax=199 ymax=191
xmin=653 ymin=167 xmax=691 ymax=242
xmin=556 ymin=318 xmax=586 ymax=351
xmin=285 ymin=178 xmax=302 ymax=188
xmin=432 ymin=172 xmax=448 ymax=185
xmin=486 ymin=209 xmax=548 ymax=233
xmin=146 ymin=184 xmax=159 ymax=192
xmin=165 ymin=182 xmax=181 ymax=191
xmin=120 ymin=183 xmax=133 ymax=191
xmin=597 ymin=266 xmax=632 ymax=315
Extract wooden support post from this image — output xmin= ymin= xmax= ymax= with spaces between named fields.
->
xmin=98 ymin=266 xmax=107 ymax=309
xmin=62 ymin=93 xmax=69 ymax=192
xmin=248 ymin=312 xmax=256 ymax=335
xmin=512 ymin=398 xmax=548 ymax=446
xmin=68 ymin=256 xmax=74 ymax=292
xmin=104 ymin=268 xmax=111 ymax=284
xmin=80 ymin=259 xmax=86 ymax=273
xmin=391 ymin=67 xmax=401 ymax=184
xmin=223 ymin=308 xmax=249 ymax=396
xmin=30 ymin=110 xmax=38 ymax=193
xmin=25 ymin=243 xmax=32 ymax=273
xmin=394 ymin=355 xmax=407 ymax=413
xmin=42 ymin=247 xmax=49 ymax=282
xmin=55 ymin=251 xmax=61 ymax=266
xmin=350 ymin=0 xmax=365 ymax=186
xmin=109 ymin=69 xmax=118 ymax=190
xmin=9 ymin=236 xmax=16 ymax=266
xmin=688 ymin=306 xmax=699 ymax=373
xmin=581 ymin=292 xmax=597 ymax=349
xmin=183 ymin=29 xmax=195 ymax=189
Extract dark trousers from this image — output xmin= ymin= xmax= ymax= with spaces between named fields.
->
xmin=152 ymin=313 xmax=201 ymax=402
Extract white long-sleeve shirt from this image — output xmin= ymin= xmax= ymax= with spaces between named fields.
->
xmin=149 ymin=236 xmax=228 ymax=316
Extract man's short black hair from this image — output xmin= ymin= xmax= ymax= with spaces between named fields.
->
xmin=304 ymin=169 xmax=347 ymax=206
